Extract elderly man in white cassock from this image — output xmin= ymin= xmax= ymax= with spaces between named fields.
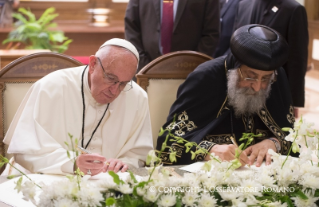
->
xmin=3 ymin=38 xmax=153 ymax=176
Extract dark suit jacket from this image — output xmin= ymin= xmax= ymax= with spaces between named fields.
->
xmin=125 ymin=0 xmax=220 ymax=71
xmin=234 ymin=0 xmax=309 ymax=107
xmin=214 ymin=0 xmax=240 ymax=58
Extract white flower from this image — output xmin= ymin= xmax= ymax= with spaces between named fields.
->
xmin=144 ymin=190 xmax=160 ymax=203
xmin=299 ymin=173 xmax=319 ymax=190
xmin=21 ymin=181 xmax=37 ymax=204
xmin=197 ymin=193 xmax=217 ymax=207
xmin=239 ymin=179 xmax=263 ymax=197
xmin=300 ymin=162 xmax=319 ymax=176
xmin=136 ymin=187 xmax=146 ymax=196
xmin=218 ymin=190 xmax=240 ymax=201
xmin=182 ymin=192 xmax=198 ymax=206
xmin=53 ymin=198 xmax=78 ymax=207
xmin=264 ymin=201 xmax=288 ymax=207
xmin=291 ymin=190 xmax=319 ymax=207
xmin=285 ymin=128 xmax=297 ymax=142
xmin=257 ymin=172 xmax=276 ymax=188
xmin=98 ymin=176 xmax=117 ymax=189
xmin=157 ymin=194 xmax=176 ymax=207
xmin=182 ymin=173 xmax=200 ymax=187
xmin=118 ymin=183 xmax=133 ymax=194
xmin=231 ymin=200 xmax=247 ymax=207
xmin=78 ymin=185 xmax=104 ymax=207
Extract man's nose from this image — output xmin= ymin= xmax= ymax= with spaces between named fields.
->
xmin=251 ymin=81 xmax=262 ymax=92
xmin=109 ymin=82 xmax=120 ymax=94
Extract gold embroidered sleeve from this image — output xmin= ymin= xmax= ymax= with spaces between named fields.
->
xmin=195 ymin=140 xmax=217 ymax=162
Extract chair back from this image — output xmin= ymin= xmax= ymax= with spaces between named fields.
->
xmin=136 ymin=51 xmax=212 ymax=148
xmin=0 ymin=52 xmax=83 ymax=160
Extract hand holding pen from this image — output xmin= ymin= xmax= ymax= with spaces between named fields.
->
xmin=76 ymin=146 xmax=109 ymax=176
xmin=76 ymin=146 xmax=128 ymax=175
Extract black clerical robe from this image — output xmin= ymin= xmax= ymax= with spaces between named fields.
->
xmin=156 ymin=55 xmax=296 ymax=165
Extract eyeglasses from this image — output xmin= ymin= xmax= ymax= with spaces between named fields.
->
xmin=238 ymin=67 xmax=277 ymax=84
xmin=96 ymin=57 xmax=133 ymax=92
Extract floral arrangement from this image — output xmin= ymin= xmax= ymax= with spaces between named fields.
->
xmin=0 ymin=117 xmax=319 ymax=207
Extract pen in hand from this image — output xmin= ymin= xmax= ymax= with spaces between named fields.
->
xmin=77 ymin=146 xmax=110 ymax=165
xmin=230 ymin=136 xmax=238 ymax=148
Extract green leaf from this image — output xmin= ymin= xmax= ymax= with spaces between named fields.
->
xmin=191 ymin=151 xmax=196 ymax=160
xmin=38 ymin=7 xmax=56 ymax=23
xmin=108 ymin=171 xmax=124 ymax=185
xmin=50 ymin=32 xmax=65 ymax=42
xmin=185 ymin=142 xmax=193 ymax=153
xmin=62 ymin=39 xmax=72 ymax=46
xmin=0 ymin=155 xmax=9 ymax=163
xmin=294 ymin=189 xmax=308 ymax=200
xmin=67 ymin=151 xmax=70 ymax=159
xmin=282 ymin=127 xmax=292 ymax=132
xmin=158 ymin=127 xmax=165 ymax=136
xmin=14 ymin=176 xmax=23 ymax=193
xmin=315 ymin=189 xmax=319 ymax=197
xmin=175 ymin=195 xmax=182 ymax=207
xmin=161 ymin=142 xmax=167 ymax=151
xmin=169 ymin=151 xmax=177 ymax=163
xmin=128 ymin=170 xmax=138 ymax=183
xmin=105 ymin=197 xmax=116 ymax=206
xmin=64 ymin=141 xmax=69 ymax=147
xmin=7 ymin=175 xmax=16 ymax=179
xmin=292 ymin=142 xmax=300 ymax=153
xmin=280 ymin=195 xmax=294 ymax=207
xmin=18 ymin=8 xmax=36 ymax=22
xmin=11 ymin=13 xmax=28 ymax=24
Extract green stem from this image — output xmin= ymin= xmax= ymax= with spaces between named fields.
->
xmin=281 ymin=132 xmax=298 ymax=169
xmin=68 ymin=135 xmax=81 ymax=191
xmin=304 ymin=135 xmax=308 ymax=148
xmin=7 ymin=162 xmax=42 ymax=189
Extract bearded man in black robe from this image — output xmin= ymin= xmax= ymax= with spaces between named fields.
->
xmin=157 ymin=24 xmax=296 ymax=167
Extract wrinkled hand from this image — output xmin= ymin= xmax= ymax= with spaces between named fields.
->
xmin=244 ymin=139 xmax=277 ymax=167
xmin=76 ymin=153 xmax=106 ymax=176
xmin=104 ymin=158 xmax=128 ymax=173
xmin=206 ymin=144 xmax=249 ymax=166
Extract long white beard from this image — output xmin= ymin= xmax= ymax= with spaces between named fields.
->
xmin=227 ymin=69 xmax=271 ymax=117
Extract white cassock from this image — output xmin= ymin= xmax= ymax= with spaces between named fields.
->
xmin=3 ymin=65 xmax=153 ymax=175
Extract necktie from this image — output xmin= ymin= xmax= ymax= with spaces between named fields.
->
xmin=161 ymin=0 xmax=174 ymax=54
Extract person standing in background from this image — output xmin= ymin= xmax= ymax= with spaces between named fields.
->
xmin=125 ymin=0 xmax=220 ymax=72
xmin=233 ymin=0 xmax=309 ymax=116
xmin=214 ymin=0 xmax=240 ymax=58
xmin=0 ymin=0 xmax=19 ymax=27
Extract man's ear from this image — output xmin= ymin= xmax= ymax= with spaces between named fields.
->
xmin=88 ymin=55 xmax=97 ymax=73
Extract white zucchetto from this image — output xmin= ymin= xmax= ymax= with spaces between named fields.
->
xmin=99 ymin=38 xmax=139 ymax=62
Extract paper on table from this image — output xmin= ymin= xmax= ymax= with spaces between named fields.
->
xmin=179 ymin=162 xmax=206 ymax=173
xmin=179 ymin=160 xmax=269 ymax=173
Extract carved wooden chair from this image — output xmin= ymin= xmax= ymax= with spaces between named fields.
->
xmin=136 ymin=51 xmax=212 ymax=148
xmin=0 ymin=52 xmax=83 ymax=171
